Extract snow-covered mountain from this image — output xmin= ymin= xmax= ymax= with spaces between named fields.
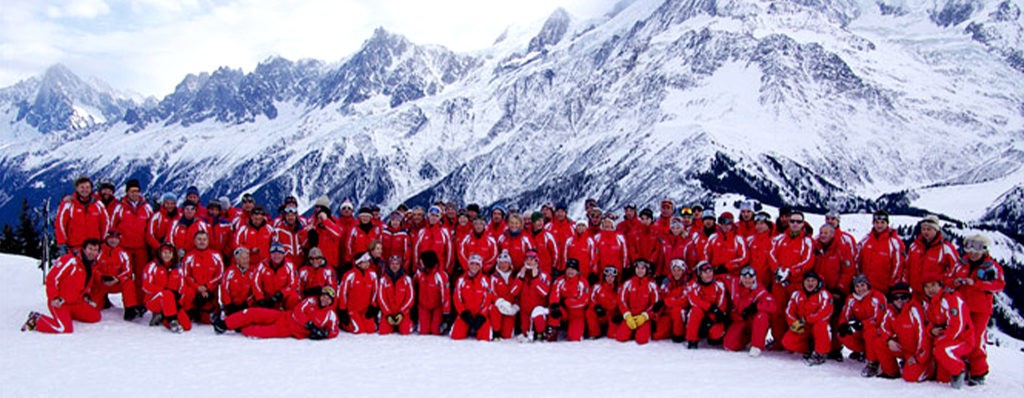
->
xmin=0 ymin=0 xmax=1021 ymax=235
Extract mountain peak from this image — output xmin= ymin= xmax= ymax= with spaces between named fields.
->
xmin=528 ymin=8 xmax=573 ymax=52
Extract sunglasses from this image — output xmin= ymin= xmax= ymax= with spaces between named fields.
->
xmin=251 ymin=211 xmax=266 ymax=215
xmin=872 ymin=215 xmax=888 ymax=221
xmin=790 ymin=218 xmax=804 ymax=223
xmin=892 ymin=294 xmax=911 ymax=301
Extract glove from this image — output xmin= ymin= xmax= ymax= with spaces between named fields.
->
xmin=593 ymin=304 xmax=606 ymax=317
xmin=708 ymin=306 xmax=726 ymax=323
xmin=775 ymin=268 xmax=791 ymax=286
xmin=715 ymin=265 xmax=728 ymax=275
xmin=655 ymin=275 xmax=668 ymax=287
xmin=742 ymin=303 xmax=757 ymax=320
xmin=388 ymin=313 xmax=403 ymax=326
xmin=473 ymin=314 xmax=487 ymax=330
xmin=305 ymin=321 xmax=327 ymax=340
xmin=101 ymin=275 xmax=117 ymax=283
xmin=337 ymin=309 xmax=351 ymax=326
xmin=302 ymin=287 xmax=322 ymax=297
xmin=549 ymin=304 xmax=563 ymax=319
xmin=651 ymin=300 xmax=665 ymax=313
xmin=624 ymin=312 xmax=637 ymax=330
xmin=365 ymin=306 xmax=379 ymax=319
xmin=587 ymin=273 xmax=600 ymax=286
xmin=459 ymin=310 xmax=474 ymax=325
xmin=633 ymin=312 xmax=649 ymax=327
xmin=849 ymin=319 xmax=863 ymax=333
xmin=440 ymin=313 xmax=453 ymax=333
xmin=977 ymin=268 xmax=996 ymax=281
xmin=611 ymin=314 xmax=624 ymax=323
xmin=177 ymin=249 xmax=186 ymax=259
xmin=838 ymin=322 xmax=854 ymax=337
xmin=255 ymin=298 xmax=275 ymax=308
xmin=789 ymin=319 xmax=806 ymax=334
xmin=307 ymin=229 xmax=319 ymax=248
xmin=271 ymin=291 xmax=284 ymax=303
xmin=56 ymin=244 xmax=69 ymax=256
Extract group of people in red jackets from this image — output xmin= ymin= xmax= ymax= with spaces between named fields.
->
xmin=22 ymin=176 xmax=1006 ymax=389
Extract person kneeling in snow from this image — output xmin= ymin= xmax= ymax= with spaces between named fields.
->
xmin=652 ymin=259 xmax=690 ymax=343
xmin=615 ymin=260 xmax=658 ymax=344
xmin=378 ymin=255 xmax=414 ymax=335
xmin=585 ymin=266 xmax=622 ymax=339
xmin=142 ymin=243 xmax=191 ymax=333
xmin=875 ymin=283 xmax=934 ymax=382
xmin=214 ymin=286 xmax=339 ymax=340
xmin=723 ymin=266 xmax=777 ymax=356
xmin=22 ymin=239 xmax=103 ymax=333
xmin=451 ymin=254 xmax=493 ymax=341
xmin=685 ymin=261 xmax=728 ymax=349
xmin=782 ymin=271 xmax=834 ymax=366
xmin=489 ymin=251 xmax=522 ymax=340
xmin=544 ymin=259 xmax=590 ymax=341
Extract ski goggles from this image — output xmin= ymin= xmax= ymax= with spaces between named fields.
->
xmin=603 ymin=267 xmax=618 ymax=277
xmin=891 ymin=293 xmax=911 ymax=301
xmin=964 ymin=240 xmax=986 ymax=253
xmin=740 ymin=268 xmax=757 ymax=278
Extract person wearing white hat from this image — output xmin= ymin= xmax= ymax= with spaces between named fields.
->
xmin=952 ymin=233 xmax=1005 ymax=386
xmin=337 ymin=252 xmax=380 ymax=334
xmin=451 ymin=254 xmax=493 ymax=341
xmin=653 ymin=259 xmax=690 ymax=343
xmin=906 ymin=215 xmax=958 ymax=294
xmin=489 ymin=250 xmax=522 ymax=340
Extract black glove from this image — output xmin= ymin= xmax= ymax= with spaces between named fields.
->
xmin=708 ymin=306 xmax=725 ymax=323
xmin=459 ymin=310 xmax=474 ymax=325
xmin=473 ymin=314 xmax=487 ymax=330
xmin=255 ymin=298 xmax=274 ymax=308
xmin=223 ymin=304 xmax=246 ymax=315
xmin=850 ymin=319 xmax=863 ymax=333
xmin=655 ymin=275 xmax=668 ymax=287
xmin=742 ymin=303 xmax=757 ymax=320
xmin=549 ymin=304 xmax=563 ymax=319
xmin=101 ymin=275 xmax=117 ymax=283
xmin=715 ymin=265 xmax=728 ymax=275
xmin=838 ymin=322 xmax=854 ymax=337
xmin=337 ymin=309 xmax=351 ymax=326
xmin=977 ymin=268 xmax=996 ymax=282
xmin=306 ymin=322 xmax=327 ymax=340
xmin=57 ymin=244 xmax=69 ymax=256
xmin=594 ymin=304 xmax=606 ymax=317
xmin=611 ymin=314 xmax=624 ymax=323
xmin=440 ymin=313 xmax=453 ymax=333
xmin=587 ymin=273 xmax=600 ymax=286
xmin=651 ymin=300 xmax=665 ymax=313
xmin=271 ymin=291 xmax=284 ymax=303
xmin=552 ymin=269 xmax=564 ymax=279
xmin=307 ymin=229 xmax=319 ymax=248
xmin=365 ymin=306 xmax=379 ymax=319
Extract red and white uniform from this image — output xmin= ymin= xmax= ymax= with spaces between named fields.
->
xmin=224 ymin=296 xmax=339 ymax=339
xmin=488 ymin=270 xmax=522 ymax=339
xmin=33 ymin=253 xmax=102 ymax=333
xmin=146 ymin=208 xmax=178 ymax=252
xmin=56 ymin=196 xmax=110 ymax=249
xmin=745 ymin=230 xmax=775 ymax=289
xmin=782 ymin=287 xmax=834 ymax=355
xmin=205 ymin=216 xmax=234 ymax=261
xmin=274 ymin=221 xmax=307 ymax=267
xmin=906 ymin=234 xmax=959 ymax=294
xmin=111 ymin=197 xmax=153 ymax=298
xmin=838 ymin=290 xmax=887 ymax=362
xmin=924 ymin=290 xmax=974 ymax=381
xmin=653 ymin=276 xmax=690 ymax=341
xmin=545 ymin=217 xmax=574 ymax=256
xmin=91 ymin=244 xmax=140 ymax=308
xmin=593 ymin=231 xmax=628 ymax=275
xmin=166 ymin=217 xmax=209 ymax=254
xmin=527 ymin=228 xmax=560 ymax=275
xmin=627 ymin=224 xmax=661 ymax=268
xmin=517 ymin=270 xmax=551 ymax=334
xmin=414 ymin=267 xmax=450 ymax=335
xmin=547 ymin=274 xmax=589 ymax=341
xmin=142 ymin=260 xmax=192 ymax=331
xmin=951 ymin=255 xmax=1005 ymax=377
xmin=615 ymin=275 xmax=659 ymax=344
xmin=585 ymin=281 xmax=621 ymax=338
xmin=381 ymin=225 xmax=412 ymax=273
xmin=377 ymin=270 xmax=414 ymax=335
xmin=234 ymin=222 xmax=275 ymax=266
xmin=451 ymin=272 xmax=493 ymax=341
xmin=181 ymin=248 xmax=224 ymax=318
xmin=298 ymin=265 xmax=338 ymax=298
xmin=498 ymin=231 xmax=534 ymax=272
xmin=564 ymin=231 xmax=596 ymax=279
xmin=685 ymin=277 xmax=728 ymax=343
xmin=704 ymin=228 xmax=748 ymax=276
xmin=346 ymin=223 xmax=382 ymax=264
xmin=857 ymin=229 xmax=905 ymax=294
xmin=768 ymin=231 xmax=814 ymax=344
xmin=338 ymin=267 xmax=379 ymax=334
xmin=252 ymin=259 xmax=300 ymax=310
xmin=219 ymin=264 xmax=256 ymax=313
xmin=684 ymin=227 xmax=715 ymax=267
xmin=415 ymin=223 xmax=454 ymax=273
xmin=459 ymin=231 xmax=499 ymax=274
xmin=659 ymin=232 xmax=689 ymax=279
xmin=724 ymin=278 xmax=776 ymax=351
xmin=875 ymin=300 xmax=933 ymax=381
xmin=813 ymin=237 xmax=856 ymax=296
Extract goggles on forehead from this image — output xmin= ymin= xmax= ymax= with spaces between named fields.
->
xmin=603 ymin=267 xmax=618 ymax=277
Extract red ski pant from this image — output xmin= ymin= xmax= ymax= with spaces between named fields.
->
xmin=770 ymin=284 xmax=797 ymax=348
xmin=343 ymin=311 xmax=377 ymax=334
xmin=652 ymin=307 xmax=686 ymax=341
xmin=225 ymin=308 xmax=305 ymax=339
xmin=450 ymin=315 xmax=492 ymax=341
xmin=615 ymin=315 xmax=652 ymax=344
xmin=418 ymin=307 xmax=444 ymax=335
xmin=489 ymin=307 xmax=518 ymax=339
xmin=519 ymin=302 xmax=542 ymax=334
xmin=146 ymin=291 xmax=192 ymax=331
xmin=965 ymin=311 xmax=991 ymax=376
xmin=585 ymin=308 xmax=619 ymax=338
xmin=875 ymin=339 xmax=934 ymax=382
xmin=35 ymin=301 xmax=101 ymax=334
xmin=126 ymin=247 xmax=149 ymax=303
xmin=379 ymin=311 xmax=412 ymax=335
xmin=685 ymin=307 xmax=725 ymax=342
xmin=933 ymin=338 xmax=974 ymax=381
xmin=724 ymin=312 xmax=771 ymax=351
xmin=838 ymin=324 xmax=881 ymax=361
xmin=547 ymin=309 xmax=586 ymax=341
xmin=782 ymin=321 xmax=830 ymax=355
xmin=90 ymin=278 xmax=140 ymax=307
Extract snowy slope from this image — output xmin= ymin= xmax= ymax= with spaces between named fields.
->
xmin=1 ymin=252 xmax=1021 ymax=397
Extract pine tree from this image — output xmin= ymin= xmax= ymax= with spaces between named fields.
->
xmin=0 ymin=224 xmax=17 ymax=254
xmin=15 ymin=198 xmax=41 ymax=258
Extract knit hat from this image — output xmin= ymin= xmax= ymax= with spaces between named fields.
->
xmin=919 ymin=215 xmax=941 ymax=230
xmin=125 ymin=179 xmax=141 ymax=191
xmin=696 ymin=261 xmax=712 ymax=272
xmin=739 ymin=200 xmax=754 ymax=211
xmin=825 ymin=210 xmax=840 ymax=220
xmin=963 ymin=234 xmax=991 ymax=253
xmin=340 ymin=199 xmax=354 ymax=211
xmin=718 ymin=212 xmax=734 ymax=225
xmin=754 ymin=211 xmax=772 ymax=223
xmin=161 ymin=192 xmax=176 ymax=203
xmin=207 ymin=199 xmax=222 ymax=210
xmin=186 ymin=186 xmax=200 ymax=196
xmin=219 ymin=196 xmax=231 ymax=210
xmin=888 ymin=283 xmax=911 ymax=301
xmin=661 ymin=198 xmax=674 ymax=207
xmin=670 ymin=217 xmax=684 ymax=228
xmin=241 ymin=193 xmax=255 ymax=203
xmin=530 ymin=211 xmax=544 ymax=223
xmin=307 ymin=247 xmax=324 ymax=259
xmin=639 ymin=208 xmax=654 ymax=219
xmin=555 ymin=202 xmax=568 ymax=211
xmin=497 ymin=250 xmax=512 ymax=263
xmin=181 ymin=201 xmax=197 ymax=210
xmin=233 ymin=247 xmax=250 ymax=257
xmin=670 ymin=259 xmax=686 ymax=271
xmin=358 ymin=207 xmax=373 ymax=216
xmin=851 ymin=274 xmax=870 ymax=288
xmin=467 ymin=254 xmax=483 ymax=265
xmin=98 ymin=180 xmax=115 ymax=192
xmin=872 ymin=210 xmax=890 ymax=222
xmin=565 ymin=258 xmax=580 ymax=271
xmin=701 ymin=209 xmax=716 ymax=220
xmin=314 ymin=195 xmax=330 ymax=209
xmin=355 ymin=252 xmax=372 ymax=264
xmin=467 ymin=203 xmax=481 ymax=214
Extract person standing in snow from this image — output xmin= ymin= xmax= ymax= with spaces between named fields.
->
xmin=181 ymin=230 xmax=224 ymax=324
xmin=166 ymin=201 xmax=209 ymax=256
xmin=377 ymin=255 xmax=414 ymax=335
xmin=337 ymin=252 xmax=379 ymax=334
xmin=856 ymin=210 xmax=905 ymax=295
xmin=489 ymin=251 xmax=522 ymax=340
xmin=234 ymin=205 xmax=275 ymax=266
xmin=21 ymin=239 xmax=103 ymax=333
xmin=55 ymin=176 xmax=110 ymax=256
xmin=704 ymin=212 xmax=748 ymax=278
xmin=768 ymin=211 xmax=814 ymax=350
xmin=415 ymin=206 xmax=454 ymax=274
xmin=110 ymin=179 xmax=153 ymax=302
xmin=950 ymin=234 xmax=1005 ymax=386
xmin=415 ymin=251 xmax=450 ymax=335
xmin=459 ymin=216 xmax=499 ymax=274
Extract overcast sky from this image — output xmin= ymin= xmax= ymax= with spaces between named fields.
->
xmin=0 ymin=0 xmax=619 ymax=98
